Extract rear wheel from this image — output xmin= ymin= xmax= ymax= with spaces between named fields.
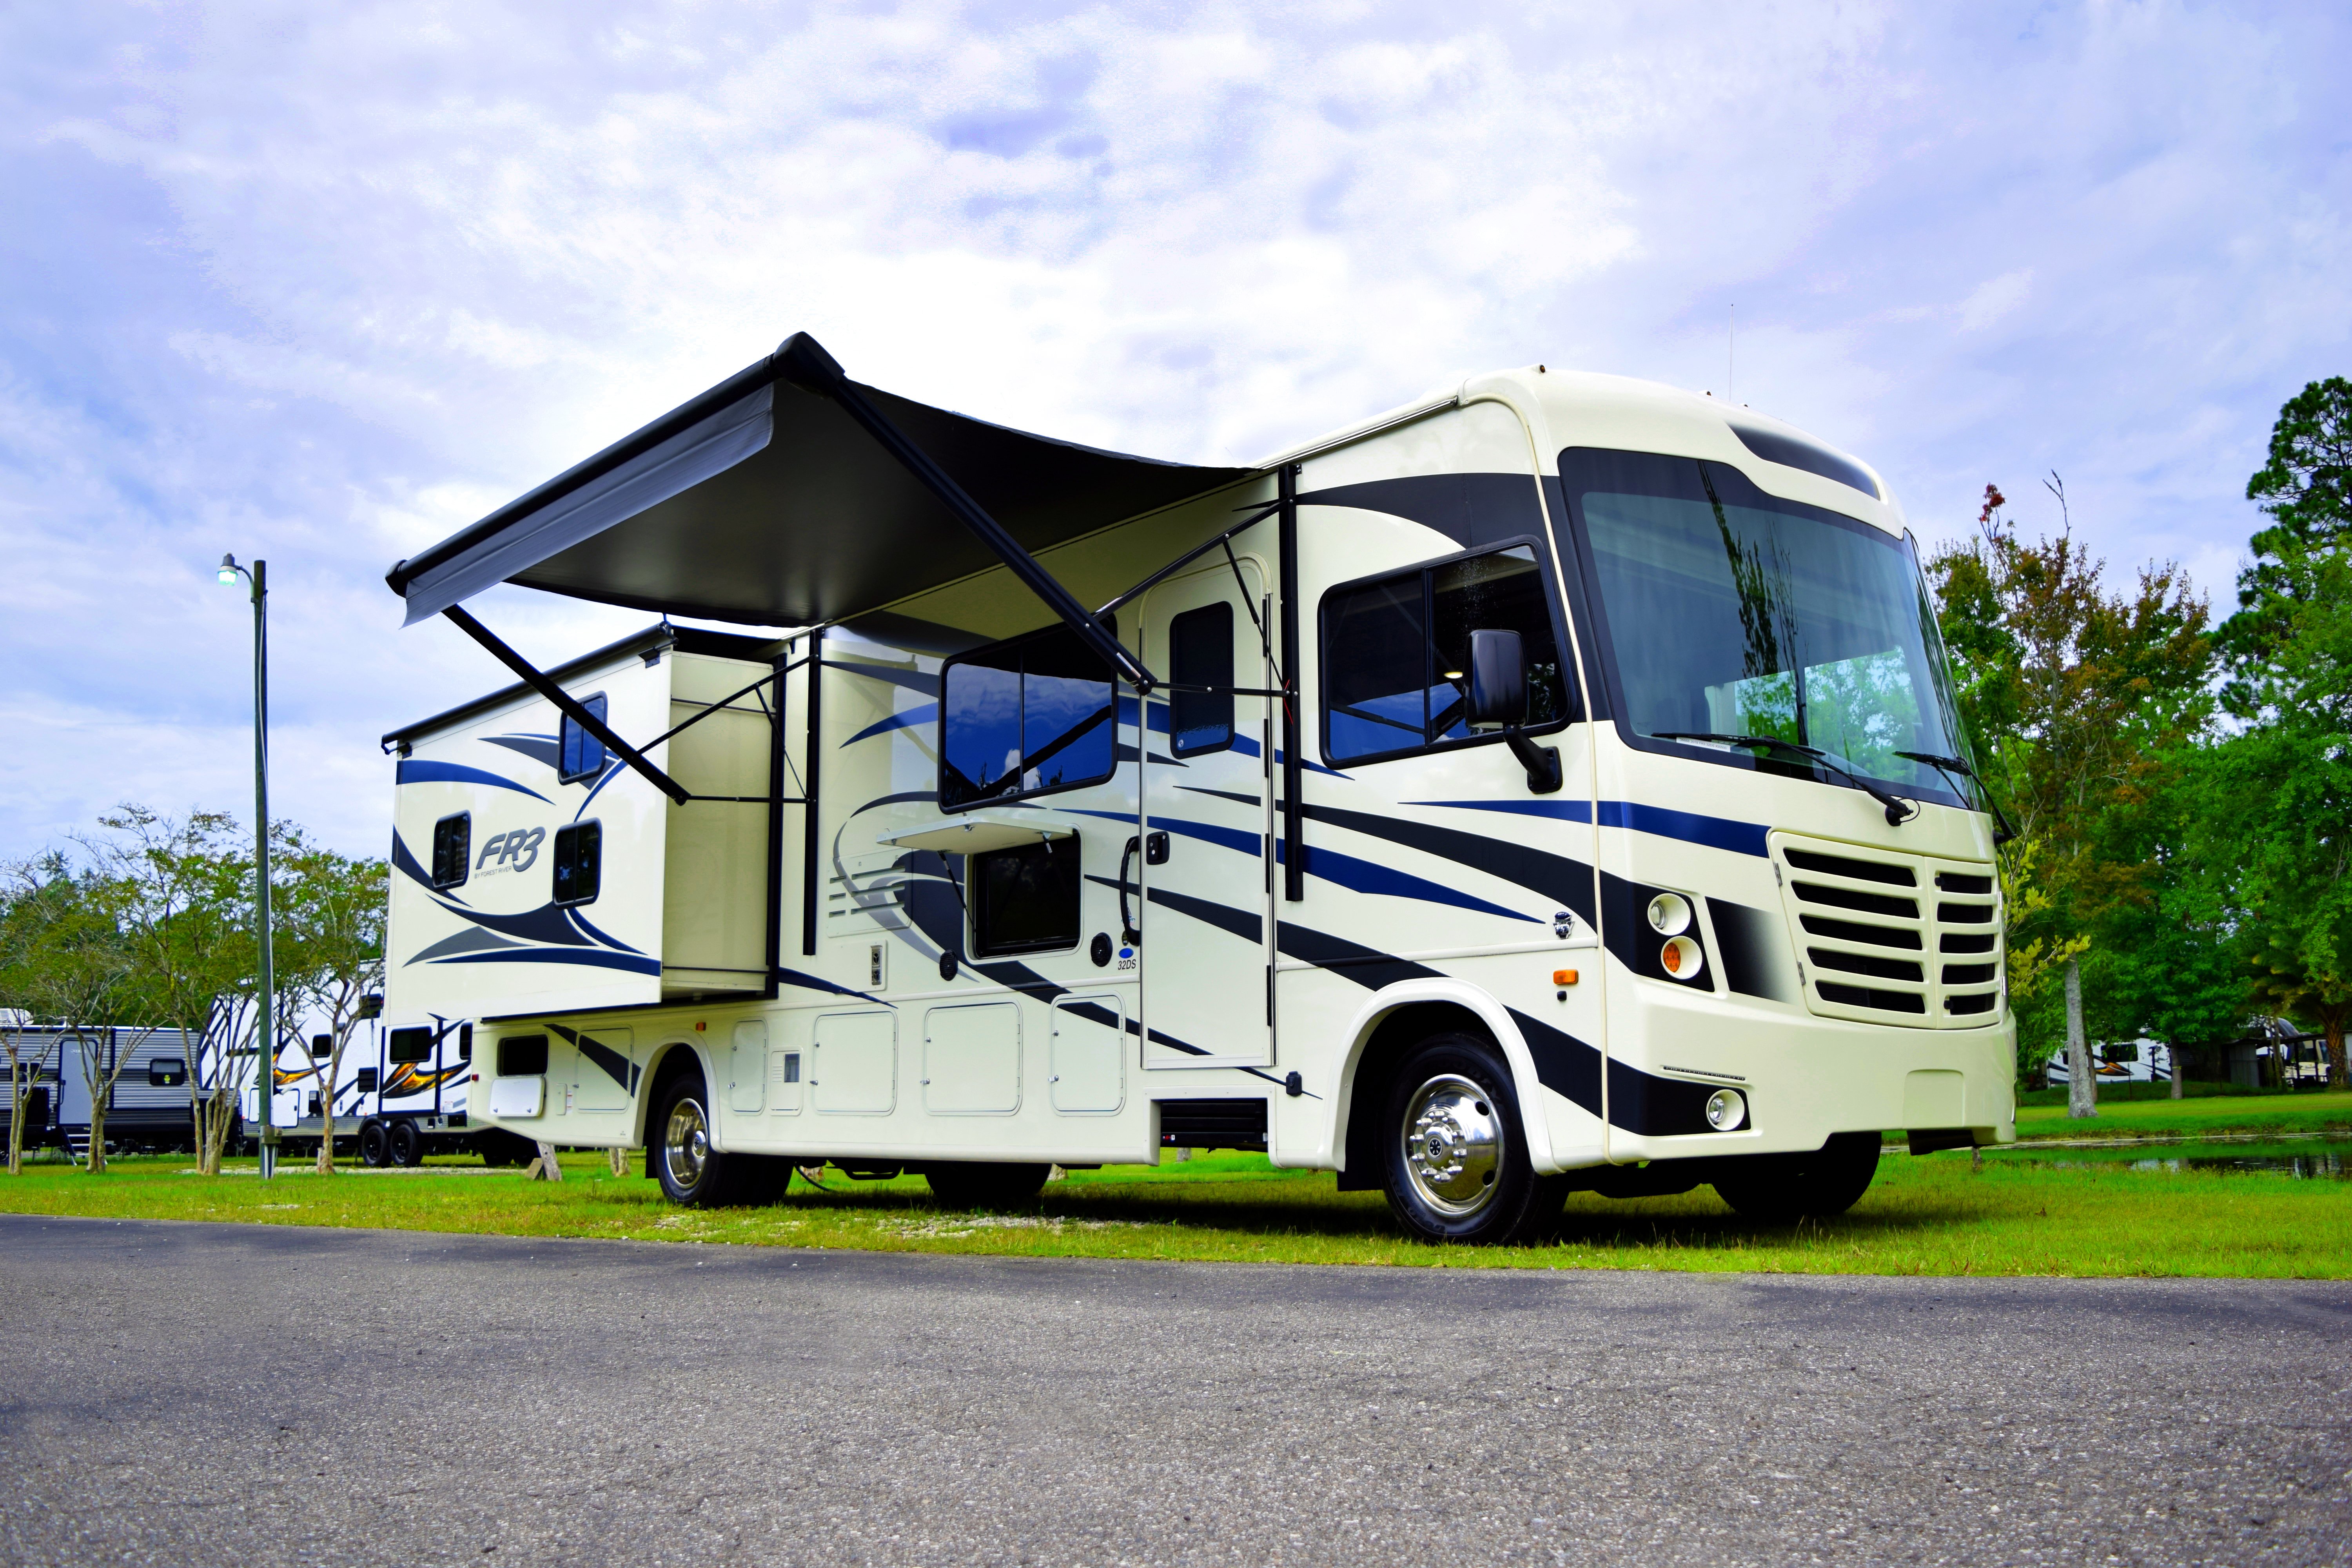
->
xmin=357 ymin=1119 xmax=390 ymax=1168
xmin=924 ymin=1162 xmax=1050 ymax=1209
xmin=1712 ymin=1132 xmax=1882 ymax=1221
xmin=652 ymin=1069 xmax=789 ymax=1208
xmin=387 ymin=1120 xmax=422 ymax=1167
xmin=1379 ymin=1033 xmax=1563 ymax=1245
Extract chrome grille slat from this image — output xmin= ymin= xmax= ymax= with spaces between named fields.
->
xmin=1771 ymin=832 xmax=2003 ymax=1029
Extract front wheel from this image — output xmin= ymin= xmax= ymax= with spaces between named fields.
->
xmin=1712 ymin=1132 xmax=1882 ymax=1221
xmin=357 ymin=1120 xmax=390 ymax=1168
xmin=652 ymin=1071 xmax=789 ymax=1208
xmin=1380 ymin=1033 xmax=1562 ymax=1245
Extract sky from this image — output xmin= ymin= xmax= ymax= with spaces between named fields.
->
xmin=4 ymin=0 xmax=2347 ymax=860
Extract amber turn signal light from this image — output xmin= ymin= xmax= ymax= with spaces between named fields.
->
xmin=1552 ymin=969 xmax=1579 ymax=985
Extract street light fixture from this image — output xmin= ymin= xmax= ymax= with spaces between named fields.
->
xmin=218 ymin=554 xmax=279 ymax=1181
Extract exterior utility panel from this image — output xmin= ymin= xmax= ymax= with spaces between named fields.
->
xmin=385 ymin=366 xmax=2014 ymax=1200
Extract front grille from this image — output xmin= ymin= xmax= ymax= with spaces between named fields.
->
xmin=1772 ymin=831 xmax=2004 ymax=1029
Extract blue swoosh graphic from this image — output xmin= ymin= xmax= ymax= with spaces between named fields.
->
xmin=396 ymin=760 xmax=550 ymax=802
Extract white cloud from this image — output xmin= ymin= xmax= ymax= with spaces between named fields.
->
xmin=2 ymin=0 xmax=2347 ymax=857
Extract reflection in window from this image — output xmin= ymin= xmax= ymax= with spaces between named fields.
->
xmin=939 ymin=626 xmax=1116 ymax=810
xmin=553 ymin=820 xmax=602 ymax=906
xmin=1568 ymin=450 xmax=1963 ymax=793
xmin=559 ymin=695 xmax=609 ymax=783
xmin=1323 ymin=545 xmax=1569 ymax=766
xmin=430 ymin=813 xmax=470 ymax=889
xmin=1168 ymin=602 xmax=1234 ymax=757
xmin=971 ymin=835 xmax=1083 ymax=956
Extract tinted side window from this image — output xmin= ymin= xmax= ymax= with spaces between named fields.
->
xmin=553 ymin=821 xmax=602 ymax=906
xmin=497 ymin=1034 xmax=549 ymax=1076
xmin=1168 ymin=602 xmax=1234 ymax=757
xmin=388 ymin=1027 xmax=433 ymax=1064
xmin=559 ymin=694 xmax=609 ymax=783
xmin=940 ymin=626 xmax=1116 ymax=811
xmin=1428 ymin=546 xmax=1568 ymax=740
xmin=1323 ymin=544 xmax=1571 ymax=766
xmin=430 ymin=813 xmax=471 ymax=889
xmin=970 ymin=835 xmax=1082 ymax=957
xmin=1325 ymin=575 xmax=1430 ymax=763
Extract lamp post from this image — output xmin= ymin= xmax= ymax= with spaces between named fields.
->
xmin=218 ymin=554 xmax=279 ymax=1180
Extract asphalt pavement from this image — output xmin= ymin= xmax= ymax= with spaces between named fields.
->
xmin=0 ymin=1214 xmax=2346 ymax=1566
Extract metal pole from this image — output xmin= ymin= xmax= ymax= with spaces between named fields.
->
xmin=251 ymin=560 xmax=278 ymax=1180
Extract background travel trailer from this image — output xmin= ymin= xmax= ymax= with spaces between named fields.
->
xmin=377 ymin=332 xmax=2014 ymax=1239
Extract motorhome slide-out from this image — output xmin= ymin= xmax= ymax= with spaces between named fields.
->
xmin=380 ymin=335 xmax=2014 ymax=1242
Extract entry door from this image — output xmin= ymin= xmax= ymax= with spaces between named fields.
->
xmin=1138 ymin=559 xmax=1276 ymax=1067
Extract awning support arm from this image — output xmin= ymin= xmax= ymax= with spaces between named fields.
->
xmin=776 ymin=334 xmax=1160 ymax=694
xmin=1094 ymin=501 xmax=1280 ymax=621
xmin=440 ymin=606 xmax=692 ymax=805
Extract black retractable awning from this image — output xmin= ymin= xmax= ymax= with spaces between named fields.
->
xmin=387 ymin=334 xmax=1255 ymax=634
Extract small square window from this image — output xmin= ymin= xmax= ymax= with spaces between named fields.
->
xmin=553 ymin=820 xmax=603 ymax=907
xmin=498 ymin=1034 xmax=549 ymax=1076
xmin=970 ymin=834 xmax=1082 ymax=957
xmin=388 ymin=1027 xmax=434 ymax=1064
xmin=430 ymin=813 xmax=471 ymax=889
xmin=559 ymin=695 xmax=610 ymax=783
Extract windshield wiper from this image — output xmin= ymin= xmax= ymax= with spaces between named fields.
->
xmin=1653 ymin=732 xmax=1919 ymax=826
xmin=1893 ymin=750 xmax=2017 ymax=845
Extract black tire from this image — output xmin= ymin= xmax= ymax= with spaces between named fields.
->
xmin=1712 ymin=1132 xmax=1883 ymax=1221
xmin=1380 ymin=1032 xmax=1563 ymax=1245
xmin=387 ymin=1120 xmax=423 ymax=1167
xmin=651 ymin=1069 xmax=790 ymax=1208
xmin=924 ymin=1162 xmax=1050 ymax=1209
xmin=357 ymin=1120 xmax=390 ymax=1168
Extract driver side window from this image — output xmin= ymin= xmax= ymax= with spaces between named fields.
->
xmin=1321 ymin=543 xmax=1572 ymax=766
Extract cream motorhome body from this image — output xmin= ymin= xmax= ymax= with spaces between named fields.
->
xmin=381 ymin=333 xmax=2014 ymax=1242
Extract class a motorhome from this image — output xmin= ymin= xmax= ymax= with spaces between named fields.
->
xmin=379 ymin=333 xmax=2014 ymax=1243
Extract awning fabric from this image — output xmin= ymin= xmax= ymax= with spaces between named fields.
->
xmin=388 ymin=339 xmax=1256 ymax=631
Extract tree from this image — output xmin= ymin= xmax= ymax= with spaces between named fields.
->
xmin=274 ymin=844 xmax=387 ymax=1174
xmin=0 ymin=857 xmax=158 ymax=1171
xmin=0 ymin=858 xmax=69 ymax=1173
xmin=1928 ymin=481 xmax=2216 ymax=1112
xmin=85 ymin=808 xmax=258 ymax=1176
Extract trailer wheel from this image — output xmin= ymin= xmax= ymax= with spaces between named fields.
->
xmin=1712 ymin=1132 xmax=1882 ymax=1222
xmin=651 ymin=1071 xmax=789 ymax=1208
xmin=387 ymin=1120 xmax=423 ymax=1167
xmin=924 ymin=1163 xmax=1050 ymax=1209
xmin=358 ymin=1119 xmax=390 ymax=1168
xmin=1380 ymin=1032 xmax=1561 ymax=1245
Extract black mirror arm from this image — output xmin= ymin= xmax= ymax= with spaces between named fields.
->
xmin=1504 ymin=727 xmax=1563 ymax=795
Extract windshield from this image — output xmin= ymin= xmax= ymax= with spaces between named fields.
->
xmin=1562 ymin=448 xmax=1967 ymax=802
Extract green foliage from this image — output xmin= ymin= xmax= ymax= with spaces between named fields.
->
xmin=1926 ymin=483 xmax=2217 ymax=1084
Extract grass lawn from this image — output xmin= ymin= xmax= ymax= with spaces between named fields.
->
xmin=2014 ymin=1089 xmax=2352 ymax=1141
xmin=0 ymin=1135 xmax=2344 ymax=1278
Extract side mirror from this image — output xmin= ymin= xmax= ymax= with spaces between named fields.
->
xmin=1465 ymin=629 xmax=1529 ymax=730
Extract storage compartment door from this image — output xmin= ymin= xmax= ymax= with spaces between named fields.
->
xmin=811 ymin=1011 xmax=896 ymax=1114
xmin=922 ymin=1002 xmax=1022 ymax=1115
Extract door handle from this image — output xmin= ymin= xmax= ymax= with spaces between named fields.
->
xmin=1119 ymin=837 xmax=1142 ymax=946
xmin=1145 ymin=831 xmax=1169 ymax=865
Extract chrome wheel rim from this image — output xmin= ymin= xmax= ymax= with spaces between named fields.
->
xmin=664 ymin=1096 xmax=710 ymax=1190
xmin=1401 ymin=1073 xmax=1502 ymax=1218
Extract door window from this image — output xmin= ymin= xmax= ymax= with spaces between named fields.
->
xmin=1168 ymin=601 xmax=1235 ymax=757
